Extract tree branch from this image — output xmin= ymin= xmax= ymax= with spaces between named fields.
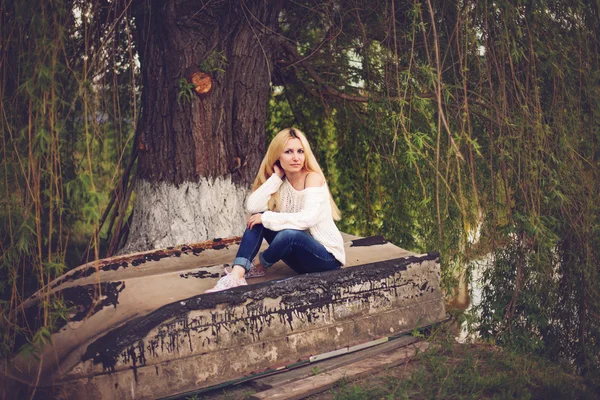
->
xmin=280 ymin=40 xmax=372 ymax=103
xmin=279 ymin=39 xmax=438 ymax=105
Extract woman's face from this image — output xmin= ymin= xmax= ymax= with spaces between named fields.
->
xmin=278 ymin=138 xmax=305 ymax=173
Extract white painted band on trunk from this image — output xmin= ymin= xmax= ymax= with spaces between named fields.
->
xmin=120 ymin=177 xmax=248 ymax=253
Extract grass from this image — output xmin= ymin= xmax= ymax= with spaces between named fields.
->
xmin=316 ymin=329 xmax=593 ymax=400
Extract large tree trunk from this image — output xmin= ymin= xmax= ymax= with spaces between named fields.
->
xmin=121 ymin=1 xmax=282 ymax=253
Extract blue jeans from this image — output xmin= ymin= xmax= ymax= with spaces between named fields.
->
xmin=233 ymin=225 xmax=341 ymax=274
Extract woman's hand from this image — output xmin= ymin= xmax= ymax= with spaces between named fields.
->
xmin=273 ymin=163 xmax=284 ymax=179
xmin=247 ymin=213 xmax=263 ymax=229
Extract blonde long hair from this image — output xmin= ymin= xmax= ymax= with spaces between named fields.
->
xmin=251 ymin=128 xmax=341 ymax=220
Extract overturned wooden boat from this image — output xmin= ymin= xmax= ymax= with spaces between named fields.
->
xmin=2 ymin=234 xmax=446 ymax=399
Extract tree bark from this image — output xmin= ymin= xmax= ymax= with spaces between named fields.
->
xmin=121 ymin=0 xmax=282 ymax=253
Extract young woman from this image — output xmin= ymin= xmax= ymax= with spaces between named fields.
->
xmin=206 ymin=128 xmax=346 ymax=292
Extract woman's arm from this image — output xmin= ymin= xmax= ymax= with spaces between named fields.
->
xmin=261 ymin=185 xmax=328 ymax=231
xmin=246 ymin=174 xmax=283 ymax=213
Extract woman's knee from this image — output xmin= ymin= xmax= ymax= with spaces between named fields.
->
xmin=273 ymin=229 xmax=304 ymax=243
xmin=242 ymin=224 xmax=263 ymax=238
xmin=249 ymin=224 xmax=264 ymax=233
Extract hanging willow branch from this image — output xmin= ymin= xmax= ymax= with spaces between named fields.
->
xmin=80 ymin=132 xmax=139 ymax=263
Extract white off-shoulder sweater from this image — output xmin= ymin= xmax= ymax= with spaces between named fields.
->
xmin=246 ymin=174 xmax=346 ymax=265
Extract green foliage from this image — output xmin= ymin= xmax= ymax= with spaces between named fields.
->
xmin=199 ymin=51 xmax=228 ymax=74
xmin=1 ymin=0 xmax=137 ymax=360
xmin=411 ymin=325 xmax=426 ymax=339
xmin=178 ymin=78 xmax=196 ymax=104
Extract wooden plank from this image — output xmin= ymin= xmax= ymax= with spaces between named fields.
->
xmin=251 ymin=336 xmax=418 ymax=390
xmin=309 ymin=337 xmax=390 ymax=363
xmin=250 ymin=341 xmax=430 ymax=400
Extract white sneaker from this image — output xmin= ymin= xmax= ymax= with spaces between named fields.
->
xmin=205 ymin=274 xmax=248 ymax=293
xmin=224 ymin=263 xmax=266 ymax=279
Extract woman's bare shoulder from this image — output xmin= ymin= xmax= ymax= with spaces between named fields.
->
xmin=304 ymin=172 xmax=325 ymax=188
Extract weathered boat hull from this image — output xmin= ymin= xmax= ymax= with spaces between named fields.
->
xmin=2 ymin=236 xmax=445 ymax=399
